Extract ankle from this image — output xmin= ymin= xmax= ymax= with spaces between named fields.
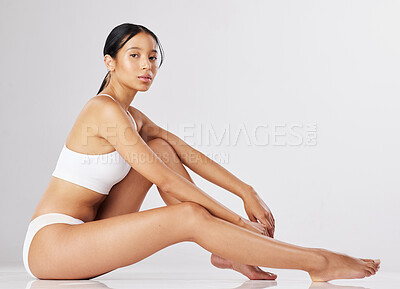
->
xmin=305 ymin=248 xmax=329 ymax=273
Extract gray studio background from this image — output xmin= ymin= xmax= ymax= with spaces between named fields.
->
xmin=1 ymin=0 xmax=399 ymax=276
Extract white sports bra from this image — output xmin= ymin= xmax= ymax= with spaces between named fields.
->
xmin=51 ymin=94 xmax=137 ymax=195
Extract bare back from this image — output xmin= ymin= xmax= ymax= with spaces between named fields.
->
xmin=30 ymin=95 xmax=144 ymax=222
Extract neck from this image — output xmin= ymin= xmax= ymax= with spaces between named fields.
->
xmin=100 ymin=82 xmax=138 ymax=111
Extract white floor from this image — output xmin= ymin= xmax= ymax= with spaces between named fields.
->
xmin=0 ymin=266 xmax=398 ymax=289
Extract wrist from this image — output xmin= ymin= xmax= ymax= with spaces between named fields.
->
xmin=240 ymin=185 xmax=257 ymax=200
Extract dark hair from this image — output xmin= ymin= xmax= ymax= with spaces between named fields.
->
xmin=97 ymin=23 xmax=165 ymax=94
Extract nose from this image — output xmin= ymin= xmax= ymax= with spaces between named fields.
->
xmin=140 ymin=56 xmax=150 ymax=70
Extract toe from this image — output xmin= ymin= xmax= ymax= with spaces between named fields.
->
xmin=259 ymin=270 xmax=277 ymax=280
xmin=267 ymin=272 xmax=277 ymax=279
xmin=361 ymin=258 xmax=379 ymax=270
xmin=366 ymin=261 xmax=378 ymax=270
xmin=365 ymin=266 xmax=375 ymax=276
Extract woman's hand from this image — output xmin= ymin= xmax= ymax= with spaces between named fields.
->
xmin=238 ymin=217 xmax=271 ymax=236
xmin=242 ymin=191 xmax=275 ymax=238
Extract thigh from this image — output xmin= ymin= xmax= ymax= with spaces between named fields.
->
xmin=29 ymin=202 xmax=211 ymax=280
xmin=94 ymin=164 xmax=153 ymax=220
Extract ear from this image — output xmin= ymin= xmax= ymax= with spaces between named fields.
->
xmin=104 ymin=54 xmax=115 ymax=72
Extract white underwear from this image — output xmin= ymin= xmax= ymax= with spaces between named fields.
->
xmin=22 ymin=213 xmax=84 ymax=279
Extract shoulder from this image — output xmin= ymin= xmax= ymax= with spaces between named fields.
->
xmin=87 ymin=94 xmax=125 ymax=114
xmin=84 ymin=95 xmax=131 ymax=124
xmin=88 ymin=94 xmax=121 ymax=110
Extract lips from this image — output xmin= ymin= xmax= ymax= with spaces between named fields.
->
xmin=138 ymin=74 xmax=152 ymax=79
xmin=138 ymin=75 xmax=152 ymax=83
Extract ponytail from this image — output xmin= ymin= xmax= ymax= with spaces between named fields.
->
xmin=97 ymin=71 xmax=111 ymax=94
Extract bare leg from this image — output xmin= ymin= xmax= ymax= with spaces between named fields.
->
xmin=29 ymin=200 xmax=379 ymax=281
xmin=91 ymin=139 xmax=380 ymax=282
xmin=192 ymin=213 xmax=380 ymax=282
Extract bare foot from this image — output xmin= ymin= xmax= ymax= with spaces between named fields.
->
xmin=210 ymin=253 xmax=277 ymax=280
xmin=308 ymin=249 xmax=380 ymax=282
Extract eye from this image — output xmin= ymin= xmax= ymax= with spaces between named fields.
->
xmin=130 ymin=54 xmax=157 ymax=61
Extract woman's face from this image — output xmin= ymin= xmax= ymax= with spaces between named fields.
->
xmin=112 ymin=32 xmax=159 ymax=91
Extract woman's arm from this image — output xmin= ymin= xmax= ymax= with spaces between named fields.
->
xmin=136 ymin=109 xmax=256 ymax=200
xmin=97 ymin=101 xmax=243 ymax=226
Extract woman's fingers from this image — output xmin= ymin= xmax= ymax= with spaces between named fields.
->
xmin=252 ymin=221 xmax=266 ymax=234
xmin=263 ymin=215 xmax=275 ymax=237
xmin=267 ymin=214 xmax=274 ymax=226
xmin=249 ymin=215 xmax=257 ymax=223
xmin=250 ymin=218 xmax=274 ymax=238
xmin=264 ymin=213 xmax=275 ymax=229
xmin=258 ymin=218 xmax=274 ymax=237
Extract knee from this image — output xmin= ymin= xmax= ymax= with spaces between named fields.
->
xmin=181 ymin=201 xmax=212 ymax=223
xmin=179 ymin=202 xmax=212 ymax=241
xmin=147 ymin=138 xmax=171 ymax=150
xmin=147 ymin=138 xmax=178 ymax=163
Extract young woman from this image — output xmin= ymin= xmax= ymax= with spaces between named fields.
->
xmin=22 ymin=23 xmax=380 ymax=281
